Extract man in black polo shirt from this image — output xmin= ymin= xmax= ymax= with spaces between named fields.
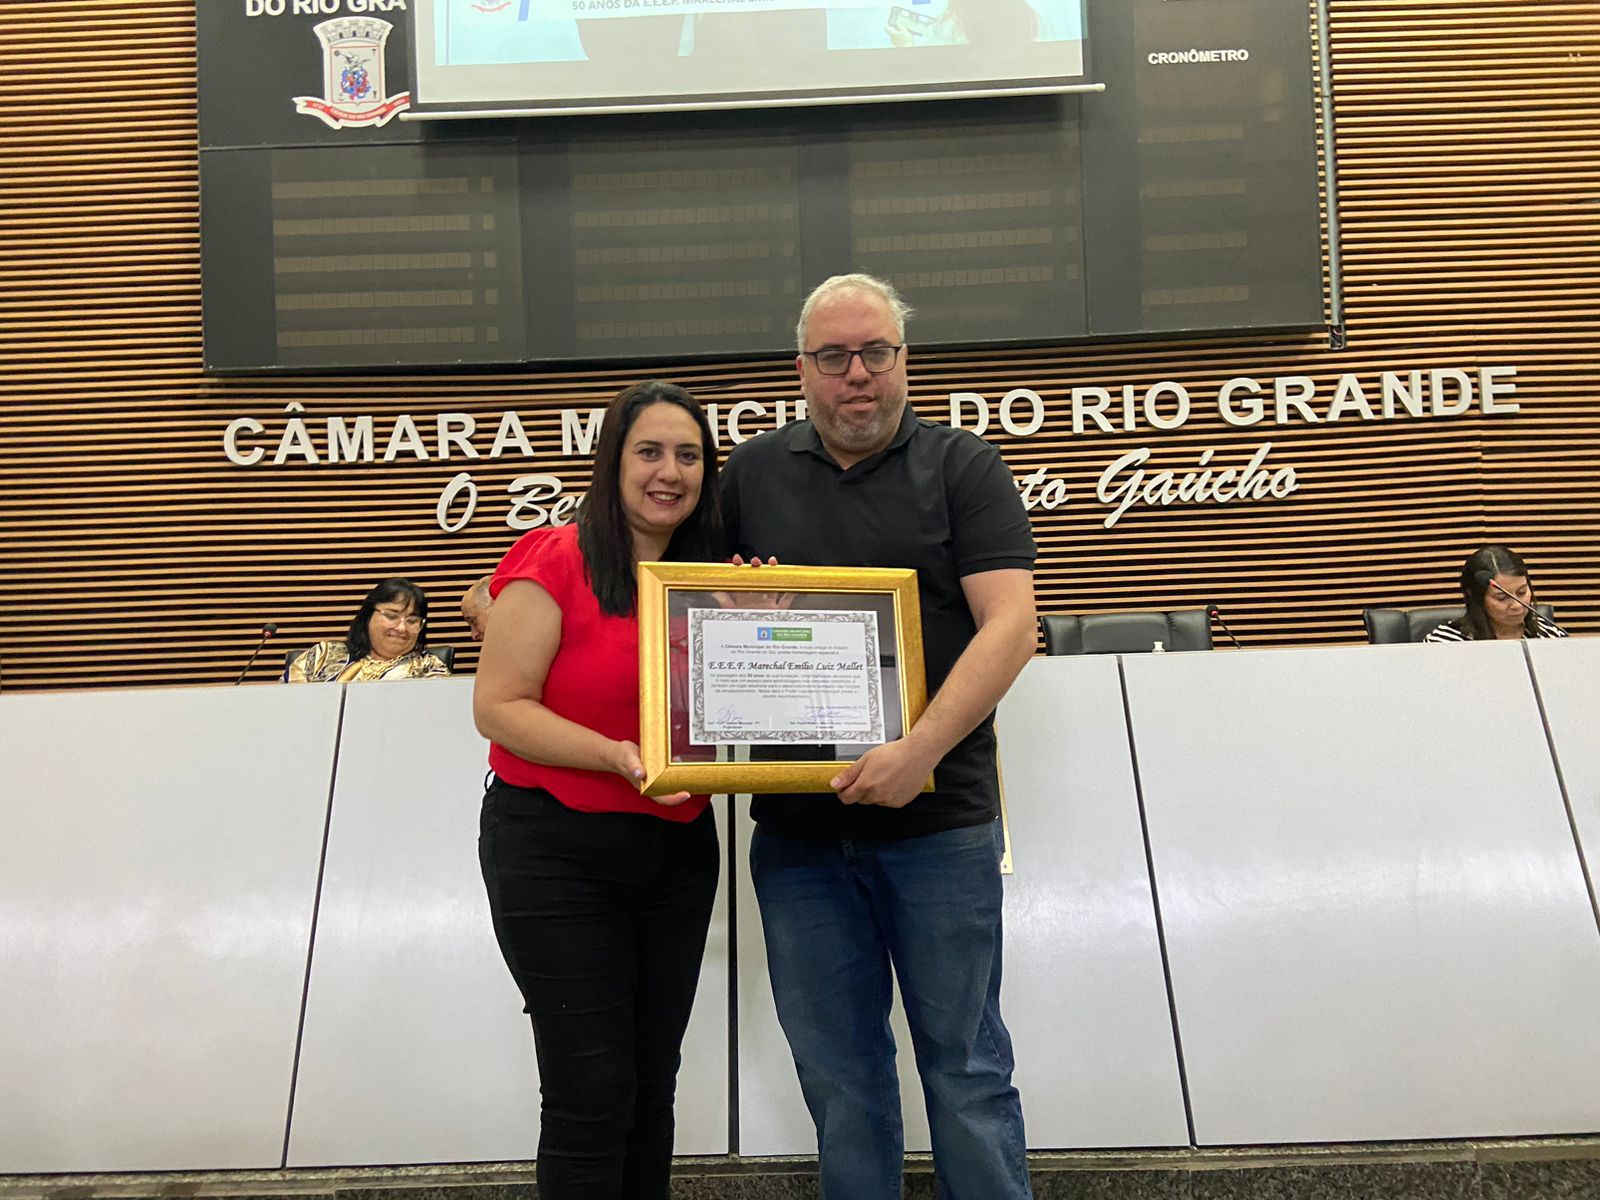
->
xmin=721 ymin=273 xmax=1038 ymax=1200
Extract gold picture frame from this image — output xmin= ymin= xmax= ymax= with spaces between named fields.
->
xmin=636 ymin=561 xmax=930 ymax=797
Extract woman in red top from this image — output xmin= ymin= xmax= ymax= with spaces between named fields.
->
xmin=474 ymin=380 xmax=723 ymax=1200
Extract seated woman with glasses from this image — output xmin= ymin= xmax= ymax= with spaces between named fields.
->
xmin=287 ymin=578 xmax=451 ymax=682
xmin=1425 ymin=545 xmax=1569 ymax=643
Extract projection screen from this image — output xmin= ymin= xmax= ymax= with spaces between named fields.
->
xmin=408 ymin=0 xmax=1091 ymax=117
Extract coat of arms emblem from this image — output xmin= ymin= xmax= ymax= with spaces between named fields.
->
xmin=293 ymin=17 xmax=412 ymax=130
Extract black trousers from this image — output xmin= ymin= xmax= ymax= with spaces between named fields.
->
xmin=479 ymin=780 xmax=720 ymax=1200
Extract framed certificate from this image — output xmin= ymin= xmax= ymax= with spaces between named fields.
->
xmin=636 ymin=562 xmax=931 ymax=797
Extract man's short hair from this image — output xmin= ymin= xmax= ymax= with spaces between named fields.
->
xmin=795 ymin=273 xmax=913 ymax=351
xmin=466 ymin=573 xmax=493 ymax=604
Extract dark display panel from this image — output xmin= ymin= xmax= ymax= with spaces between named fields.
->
xmin=202 ymin=144 xmax=528 ymax=369
xmin=562 ymin=133 xmax=806 ymax=359
xmin=1081 ymin=0 xmax=1325 ymax=334
xmin=198 ymin=0 xmax=1323 ymax=372
xmin=841 ymin=104 xmax=1087 ymax=345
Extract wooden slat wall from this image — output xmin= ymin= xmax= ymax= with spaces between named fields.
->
xmin=1 ymin=1 xmax=1597 ymax=690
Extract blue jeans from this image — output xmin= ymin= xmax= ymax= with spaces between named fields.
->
xmin=750 ymin=820 xmax=1031 ymax=1200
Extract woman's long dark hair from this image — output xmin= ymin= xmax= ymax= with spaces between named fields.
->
xmin=577 ymin=380 xmax=724 ymax=617
xmin=345 ymin=578 xmax=431 ymax=658
xmin=1458 ymin=545 xmax=1538 ymax=640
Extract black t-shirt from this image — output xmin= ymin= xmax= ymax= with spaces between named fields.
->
xmin=720 ymin=403 xmax=1036 ymax=841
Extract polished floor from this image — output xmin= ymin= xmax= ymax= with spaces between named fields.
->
xmin=4 ymin=1139 xmax=1599 ymax=1200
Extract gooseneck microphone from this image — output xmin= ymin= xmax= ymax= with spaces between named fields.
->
xmin=1206 ymin=603 xmax=1245 ymax=650
xmin=234 ymin=622 xmax=279 ymax=685
xmin=1473 ymin=571 xmax=1535 ymax=615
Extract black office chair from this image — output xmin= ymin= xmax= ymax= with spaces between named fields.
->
xmin=282 ymin=644 xmax=456 ymax=677
xmin=1039 ymin=610 xmax=1213 ymax=656
xmin=1362 ymin=605 xmax=1556 ymax=644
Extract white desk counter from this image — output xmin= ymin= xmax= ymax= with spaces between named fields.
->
xmin=3 ymin=639 xmax=1598 ymax=1170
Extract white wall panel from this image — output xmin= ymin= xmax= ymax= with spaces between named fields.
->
xmin=0 ymin=683 xmax=341 ymax=1172
xmin=995 ymin=655 xmax=1189 ymax=1148
xmin=12 ymin=637 xmax=1600 ymax=1172
xmin=1528 ymin=637 xmax=1600 ymax=914
xmin=287 ymin=678 xmax=729 ymax=1165
xmin=736 ymin=655 xmax=1187 ymax=1154
xmin=1126 ymin=641 xmax=1600 ymax=1144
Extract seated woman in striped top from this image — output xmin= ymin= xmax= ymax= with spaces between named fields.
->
xmin=287 ymin=578 xmax=452 ymax=682
xmin=1425 ymin=545 xmax=1568 ymax=643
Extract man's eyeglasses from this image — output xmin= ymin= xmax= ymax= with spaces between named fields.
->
xmin=800 ymin=344 xmax=904 ymax=376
